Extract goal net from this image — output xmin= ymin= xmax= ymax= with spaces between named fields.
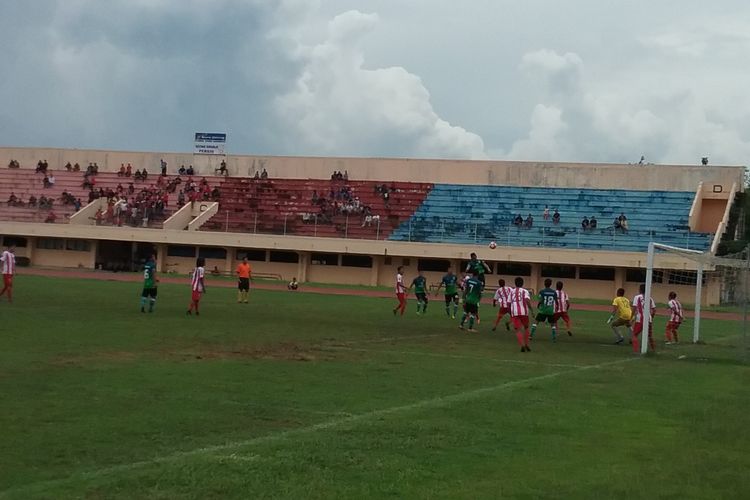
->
xmin=642 ymin=242 xmax=749 ymax=362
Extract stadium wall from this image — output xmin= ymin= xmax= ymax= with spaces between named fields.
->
xmin=1 ymin=222 xmax=720 ymax=305
xmin=0 ymin=146 xmax=743 ymax=192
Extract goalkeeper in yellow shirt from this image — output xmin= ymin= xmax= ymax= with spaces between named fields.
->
xmin=609 ymin=288 xmax=632 ymax=345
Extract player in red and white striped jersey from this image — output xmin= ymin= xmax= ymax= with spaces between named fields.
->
xmin=631 ymin=284 xmax=656 ymax=353
xmin=491 ymin=279 xmax=512 ymax=332
xmin=0 ymin=244 xmax=16 ymax=303
xmin=187 ymin=257 xmax=206 ymax=316
xmin=392 ymin=266 xmax=407 ymax=316
xmin=665 ymin=291 xmax=683 ymax=344
xmin=552 ymin=281 xmax=573 ymax=337
xmin=509 ymin=277 xmax=533 ymax=352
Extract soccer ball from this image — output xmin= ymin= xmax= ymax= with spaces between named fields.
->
xmin=488 ymin=241 xmax=497 ymax=249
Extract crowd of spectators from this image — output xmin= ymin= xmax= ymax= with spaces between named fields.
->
xmin=513 ymin=208 xmax=628 ymax=234
xmin=302 ymin=174 xmax=377 ymax=226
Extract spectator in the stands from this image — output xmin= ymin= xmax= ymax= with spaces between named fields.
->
xmin=543 ymin=205 xmax=550 ymax=221
xmin=513 ymin=214 xmax=523 ymax=226
xmin=178 ymin=164 xmax=187 ymax=175
xmin=253 ymin=170 xmax=260 ymax=179
xmin=7 ymin=192 xmax=18 ymax=205
xmin=72 ymin=162 xmax=81 ymax=172
xmin=73 ymin=198 xmax=82 ymax=211
xmin=211 ymin=186 xmax=220 ymax=201
xmin=186 ymin=165 xmax=195 ymax=176
xmin=590 ymin=215 xmax=598 ymax=229
xmin=43 ymin=174 xmax=52 ymax=188
xmin=141 ymin=168 xmax=148 ymax=181
xmin=27 ymin=195 xmax=37 ymax=207
xmin=39 ymin=195 xmax=53 ymax=210
xmin=64 ymin=162 xmax=72 ymax=171
xmin=343 ymin=170 xmax=349 ymax=181
xmin=8 ymin=159 xmax=20 ymax=169
xmin=118 ymin=164 xmax=127 ymax=176
xmin=552 ymin=209 xmax=561 ymax=225
xmin=134 ymin=169 xmax=142 ymax=181
xmin=36 ymin=160 xmax=48 ymax=173
xmin=288 ymin=277 xmax=299 ymax=290
xmin=525 ymin=214 xmax=534 ymax=228
xmin=160 ymin=159 xmax=167 ymax=176
xmin=581 ymin=216 xmax=590 ymax=231
xmin=613 ymin=217 xmax=622 ymax=231
xmin=177 ymin=190 xmax=186 ymax=207
xmin=618 ymin=212 xmax=628 ymax=230
xmin=217 ymin=160 xmax=227 ymax=176
xmin=260 ymin=168 xmax=268 ymax=179
xmin=44 ymin=210 xmax=57 ymax=223
xmin=47 ymin=173 xmax=55 ymax=187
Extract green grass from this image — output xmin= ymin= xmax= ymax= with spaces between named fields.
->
xmin=0 ymin=275 xmax=748 ymax=499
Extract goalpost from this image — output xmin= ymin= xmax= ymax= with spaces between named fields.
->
xmin=643 ymin=242 xmax=749 ymax=358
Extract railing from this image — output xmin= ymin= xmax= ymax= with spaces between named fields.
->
xmin=200 ymin=211 xmax=709 ymax=251
xmin=396 ymin=219 xmax=708 ymax=251
xmin=208 ymin=211 xmax=386 ymax=240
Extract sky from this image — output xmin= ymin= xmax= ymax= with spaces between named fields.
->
xmin=1 ymin=0 xmax=749 ymax=165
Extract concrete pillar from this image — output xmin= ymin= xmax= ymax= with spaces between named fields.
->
xmin=614 ymin=267 xmax=626 ymax=292
xmin=156 ymin=244 xmax=166 ymax=272
xmin=451 ymin=259 xmax=461 ymax=275
xmin=370 ymin=256 xmax=381 ymax=286
xmin=88 ymin=240 xmax=98 ymax=269
xmin=530 ymin=263 xmax=541 ymax=294
xmin=224 ymin=247 xmax=233 ymax=273
xmin=297 ymin=252 xmax=310 ymax=282
xmin=26 ymin=237 xmax=35 ymax=265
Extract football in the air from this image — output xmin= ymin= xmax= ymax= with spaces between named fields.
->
xmin=489 ymin=241 xmax=497 ymax=249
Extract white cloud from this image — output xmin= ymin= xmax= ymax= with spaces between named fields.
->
xmin=275 ymin=10 xmax=486 ymax=159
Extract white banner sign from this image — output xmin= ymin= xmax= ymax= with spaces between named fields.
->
xmin=194 ymin=132 xmax=226 ymax=155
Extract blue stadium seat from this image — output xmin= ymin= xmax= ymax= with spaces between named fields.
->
xmin=388 ymin=185 xmax=712 ymax=252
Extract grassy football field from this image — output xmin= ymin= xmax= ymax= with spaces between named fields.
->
xmin=1 ymin=275 xmax=748 ymax=499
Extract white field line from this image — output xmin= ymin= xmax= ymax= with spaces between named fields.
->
xmin=1 ymin=357 xmax=635 ymax=498
xmin=321 ymin=345 xmax=586 ymax=369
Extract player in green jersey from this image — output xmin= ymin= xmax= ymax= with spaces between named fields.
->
xmin=459 ymin=270 xmax=483 ymax=332
xmin=140 ymin=254 xmax=158 ymax=313
xmin=409 ymin=271 xmax=429 ymax=314
xmin=465 ymin=252 xmax=491 ymax=285
xmin=531 ymin=278 xmax=559 ymax=341
xmin=434 ymin=267 xmax=459 ymax=318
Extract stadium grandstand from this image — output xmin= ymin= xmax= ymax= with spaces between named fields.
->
xmin=0 ymin=146 xmax=744 ymax=304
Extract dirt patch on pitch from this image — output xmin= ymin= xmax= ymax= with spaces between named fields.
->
xmin=175 ymin=342 xmax=347 ymax=362
xmin=50 ymin=342 xmax=360 ymax=366
xmin=51 ymin=351 xmax=141 ymax=366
